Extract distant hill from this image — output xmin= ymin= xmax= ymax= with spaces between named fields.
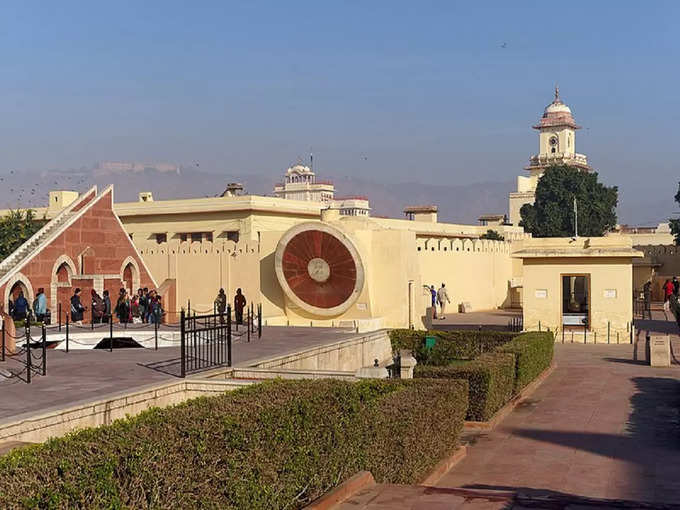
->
xmin=0 ymin=167 xmax=667 ymax=226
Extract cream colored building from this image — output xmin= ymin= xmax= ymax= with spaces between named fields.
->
xmin=514 ymin=236 xmax=642 ymax=342
xmin=509 ymin=87 xmax=591 ymax=226
xmin=274 ymin=164 xmax=335 ymax=202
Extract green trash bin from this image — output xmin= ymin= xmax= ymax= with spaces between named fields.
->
xmin=425 ymin=336 xmax=436 ymax=350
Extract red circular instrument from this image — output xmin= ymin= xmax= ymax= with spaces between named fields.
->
xmin=275 ymin=223 xmax=364 ymax=316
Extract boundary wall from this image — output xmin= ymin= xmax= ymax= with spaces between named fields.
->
xmin=416 ymin=238 xmax=515 ymax=312
xmin=136 ymin=238 xmax=260 ymax=314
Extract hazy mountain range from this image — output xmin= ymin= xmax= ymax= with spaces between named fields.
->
xmin=0 ymin=166 xmax=672 ymax=226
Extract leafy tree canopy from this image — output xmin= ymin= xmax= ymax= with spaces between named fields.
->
xmin=0 ymin=210 xmax=46 ymax=262
xmin=480 ymin=229 xmax=504 ymax=241
xmin=519 ymin=165 xmax=618 ymax=238
xmin=669 ymin=183 xmax=680 ymax=245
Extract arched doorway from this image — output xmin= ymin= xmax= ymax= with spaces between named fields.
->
xmin=50 ymin=255 xmax=77 ymax=324
xmin=123 ymin=264 xmax=133 ymax=295
xmin=3 ymin=273 xmax=34 ymax=320
xmin=120 ymin=256 xmax=140 ymax=296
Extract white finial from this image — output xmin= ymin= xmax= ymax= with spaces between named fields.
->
xmin=555 ymin=84 xmax=560 ymax=101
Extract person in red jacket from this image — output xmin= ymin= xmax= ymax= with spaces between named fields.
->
xmin=663 ymin=279 xmax=674 ymax=314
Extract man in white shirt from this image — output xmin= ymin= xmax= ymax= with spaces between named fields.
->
xmin=437 ymin=283 xmax=451 ymax=320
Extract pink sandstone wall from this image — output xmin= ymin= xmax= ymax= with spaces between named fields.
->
xmin=0 ymin=188 xmax=155 ymax=323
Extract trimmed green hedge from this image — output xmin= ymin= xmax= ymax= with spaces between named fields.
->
xmin=496 ymin=331 xmax=554 ymax=391
xmin=415 ymin=353 xmax=515 ymax=421
xmin=0 ymin=378 xmax=468 ymax=509
xmin=390 ymin=329 xmax=518 ymax=365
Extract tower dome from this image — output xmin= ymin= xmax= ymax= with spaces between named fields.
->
xmin=533 ymin=86 xmax=580 ymax=130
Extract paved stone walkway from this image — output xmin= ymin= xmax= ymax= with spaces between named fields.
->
xmin=0 ymin=326 xmax=355 ymax=421
xmin=437 ymin=342 xmax=680 ymax=504
xmin=340 ymin=315 xmax=680 ymax=508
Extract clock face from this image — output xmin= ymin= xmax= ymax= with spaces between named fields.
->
xmin=549 ymin=137 xmax=558 ymax=146
xmin=275 ymin=223 xmax=365 ymax=316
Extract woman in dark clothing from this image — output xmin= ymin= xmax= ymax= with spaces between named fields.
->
xmin=91 ymin=289 xmax=105 ymax=324
xmin=115 ymin=288 xmax=130 ymax=324
xmin=102 ymin=290 xmax=112 ymax=323
xmin=70 ymin=288 xmax=85 ymax=325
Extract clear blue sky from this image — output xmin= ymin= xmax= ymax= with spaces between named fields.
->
xmin=1 ymin=1 xmax=679 ymax=221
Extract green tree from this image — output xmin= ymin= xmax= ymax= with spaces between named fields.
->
xmin=0 ymin=210 xmax=46 ymax=262
xmin=480 ymin=229 xmax=504 ymax=241
xmin=519 ymin=165 xmax=618 ymax=237
xmin=669 ymin=183 xmax=680 ymax=245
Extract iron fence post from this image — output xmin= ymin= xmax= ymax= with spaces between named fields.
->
xmin=26 ymin=317 xmax=31 ymax=384
xmin=109 ymin=317 xmax=113 ymax=352
xmin=258 ymin=303 xmax=262 ymax=339
xmin=1 ymin=320 xmax=5 ymax=362
xmin=154 ymin=319 xmax=158 ymax=350
xmin=65 ymin=313 xmax=69 ymax=352
xmin=91 ymin=306 xmax=94 ymax=330
xmin=247 ymin=307 xmax=251 ymax=343
xmin=58 ymin=302 xmax=62 ymax=332
xmin=227 ymin=304 xmax=232 ymax=367
xmin=180 ymin=309 xmax=186 ymax=378
xmin=42 ymin=324 xmax=47 ymax=376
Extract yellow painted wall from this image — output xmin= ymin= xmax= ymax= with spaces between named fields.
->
xmin=416 ymin=237 xmax=514 ymax=313
xmin=136 ymin=238 xmax=260 ymax=314
xmin=522 ymin=257 xmax=634 ymax=341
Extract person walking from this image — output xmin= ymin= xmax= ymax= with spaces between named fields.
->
xmin=663 ymin=279 xmax=674 ymax=315
xmin=436 ymin=283 xmax=450 ymax=320
xmin=137 ymin=289 xmax=147 ymax=323
xmin=643 ymin=280 xmax=652 ymax=320
xmin=234 ymin=288 xmax=246 ymax=325
xmin=70 ymin=288 xmax=85 ymax=325
xmin=429 ymin=285 xmax=437 ymax=320
xmin=673 ymin=277 xmax=679 ymax=297
xmin=215 ymin=288 xmax=227 ymax=324
xmin=33 ymin=288 xmax=47 ymax=323
xmin=102 ymin=290 xmax=111 ymax=323
xmin=13 ymin=291 xmax=28 ymax=321
xmin=91 ymin=289 xmax=105 ymax=324
xmin=115 ymin=288 xmax=130 ymax=324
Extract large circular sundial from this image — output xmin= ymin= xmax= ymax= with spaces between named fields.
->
xmin=274 ymin=222 xmax=365 ymax=316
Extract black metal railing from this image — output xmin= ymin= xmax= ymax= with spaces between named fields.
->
xmin=0 ymin=312 xmax=47 ymax=384
xmin=180 ymin=307 xmax=232 ymax=377
xmin=508 ymin=315 xmax=523 ymax=332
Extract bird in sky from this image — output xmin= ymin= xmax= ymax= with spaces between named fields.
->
xmin=500 ymin=42 xmax=507 ymax=49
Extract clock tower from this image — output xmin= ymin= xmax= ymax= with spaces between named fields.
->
xmin=508 ymin=87 xmax=591 ymax=225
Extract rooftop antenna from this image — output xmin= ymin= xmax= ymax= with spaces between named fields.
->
xmin=310 ymin=150 xmax=313 ymax=171
xmin=555 ymin=83 xmax=560 ymax=101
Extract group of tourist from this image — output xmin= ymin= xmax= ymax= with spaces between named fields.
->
xmin=214 ymin=288 xmax=247 ymax=324
xmin=429 ymin=283 xmax=451 ymax=320
xmin=7 ymin=288 xmax=48 ymax=322
xmin=66 ymin=287 xmax=163 ymax=326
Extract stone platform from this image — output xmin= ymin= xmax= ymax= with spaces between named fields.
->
xmin=0 ymin=326 xmax=356 ymax=421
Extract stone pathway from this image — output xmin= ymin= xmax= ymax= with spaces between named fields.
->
xmin=339 ymin=315 xmax=680 ymax=508
xmin=438 ymin=342 xmax=680 ymax=504
xmin=0 ymin=326 xmax=355 ymax=421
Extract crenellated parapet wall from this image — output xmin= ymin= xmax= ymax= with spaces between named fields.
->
xmin=415 ymin=237 xmax=516 ymax=312
xmin=416 ymin=237 xmax=511 ymax=254
xmin=133 ymin=238 xmax=260 ymax=315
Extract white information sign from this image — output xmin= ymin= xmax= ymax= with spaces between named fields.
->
xmin=563 ymin=314 xmax=587 ymax=326
xmin=535 ymin=289 xmax=547 ymax=299
xmin=604 ymin=289 xmax=617 ymax=299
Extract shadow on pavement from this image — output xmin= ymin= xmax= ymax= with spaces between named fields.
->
xmin=492 ymin=376 xmax=680 ymax=504
xmin=138 ymin=358 xmax=182 ymax=377
xmin=462 ymin=485 xmax=680 ymax=509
